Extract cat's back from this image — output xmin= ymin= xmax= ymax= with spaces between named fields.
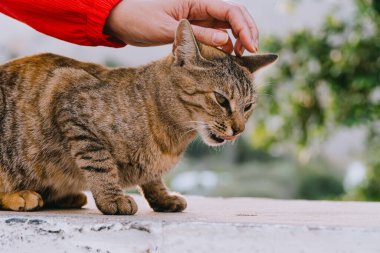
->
xmin=0 ymin=53 xmax=106 ymax=83
xmin=0 ymin=53 xmax=110 ymax=118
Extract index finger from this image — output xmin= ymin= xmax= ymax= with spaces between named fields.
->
xmin=199 ymin=0 xmax=259 ymax=52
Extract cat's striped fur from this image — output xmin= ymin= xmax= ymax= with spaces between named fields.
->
xmin=0 ymin=20 xmax=277 ymax=214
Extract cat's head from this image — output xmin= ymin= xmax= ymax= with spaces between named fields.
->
xmin=171 ymin=20 xmax=277 ymax=147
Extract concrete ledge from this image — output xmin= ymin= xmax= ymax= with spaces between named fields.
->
xmin=1 ymin=194 xmax=380 ymax=253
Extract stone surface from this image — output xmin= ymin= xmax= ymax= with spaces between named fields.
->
xmin=0 ymin=193 xmax=380 ymax=253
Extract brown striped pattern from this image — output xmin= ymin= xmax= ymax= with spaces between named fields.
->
xmin=0 ymin=20 xmax=276 ymax=215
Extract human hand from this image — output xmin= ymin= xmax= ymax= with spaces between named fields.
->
xmin=104 ymin=0 xmax=259 ymax=56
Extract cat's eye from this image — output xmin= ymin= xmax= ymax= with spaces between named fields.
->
xmin=214 ymin=92 xmax=230 ymax=110
xmin=244 ymin=103 xmax=253 ymax=112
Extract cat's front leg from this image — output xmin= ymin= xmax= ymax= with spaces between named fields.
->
xmin=59 ymin=116 xmax=137 ymax=215
xmin=140 ymin=179 xmax=187 ymax=212
xmin=73 ymin=144 xmax=138 ymax=215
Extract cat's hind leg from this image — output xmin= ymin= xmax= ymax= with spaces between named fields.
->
xmin=0 ymin=190 xmax=44 ymax=211
xmin=45 ymin=192 xmax=87 ymax=209
xmin=140 ymin=179 xmax=187 ymax=212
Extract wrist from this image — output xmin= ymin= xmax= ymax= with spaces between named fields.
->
xmin=103 ymin=0 xmax=124 ymax=42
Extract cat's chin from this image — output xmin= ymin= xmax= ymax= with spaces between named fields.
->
xmin=198 ymin=129 xmax=227 ymax=147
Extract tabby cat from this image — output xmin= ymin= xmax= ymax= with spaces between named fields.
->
xmin=0 ymin=20 xmax=277 ymax=214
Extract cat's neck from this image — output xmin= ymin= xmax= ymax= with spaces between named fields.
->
xmin=133 ymin=56 xmax=197 ymax=154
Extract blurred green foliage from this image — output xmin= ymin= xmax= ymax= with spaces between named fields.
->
xmin=353 ymin=125 xmax=380 ymax=200
xmin=257 ymin=0 xmax=380 ymax=200
xmin=297 ymin=163 xmax=344 ymax=200
xmin=171 ymin=138 xmax=344 ymax=200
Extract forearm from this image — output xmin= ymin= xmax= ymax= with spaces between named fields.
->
xmin=0 ymin=0 xmax=125 ymax=47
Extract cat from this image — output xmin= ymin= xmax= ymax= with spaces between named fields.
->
xmin=0 ymin=20 xmax=277 ymax=215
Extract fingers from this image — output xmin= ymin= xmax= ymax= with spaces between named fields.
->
xmin=230 ymin=27 xmax=244 ymax=56
xmin=189 ymin=0 xmax=259 ymax=53
xmin=191 ymin=25 xmax=230 ymax=47
xmin=190 ymin=19 xmax=231 ymax=30
xmin=221 ymin=2 xmax=259 ymax=53
xmin=190 ymin=20 xmax=233 ymax=53
xmin=234 ymin=38 xmax=244 ymax=56
xmin=221 ymin=35 xmax=234 ymax=54
xmin=191 ymin=25 xmax=233 ymax=54
xmin=236 ymin=2 xmax=259 ymax=52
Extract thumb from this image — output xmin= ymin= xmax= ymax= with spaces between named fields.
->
xmin=191 ymin=25 xmax=229 ymax=47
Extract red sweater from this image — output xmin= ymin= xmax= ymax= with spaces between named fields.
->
xmin=0 ymin=0 xmax=125 ymax=47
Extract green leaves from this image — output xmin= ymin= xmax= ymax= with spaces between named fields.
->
xmin=257 ymin=0 xmax=380 ymax=148
xmin=254 ymin=0 xmax=380 ymax=200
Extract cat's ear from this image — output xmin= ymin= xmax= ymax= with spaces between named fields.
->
xmin=235 ymin=54 xmax=278 ymax=73
xmin=172 ymin=19 xmax=202 ymax=65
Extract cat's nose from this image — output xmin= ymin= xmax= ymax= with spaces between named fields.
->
xmin=232 ymin=122 xmax=245 ymax=136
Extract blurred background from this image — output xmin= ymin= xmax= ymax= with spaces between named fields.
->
xmin=1 ymin=0 xmax=379 ymax=201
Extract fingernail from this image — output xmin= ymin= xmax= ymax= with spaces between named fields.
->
xmin=253 ymin=38 xmax=259 ymax=52
xmin=222 ymin=45 xmax=232 ymax=54
xmin=240 ymin=47 xmax=245 ymax=56
xmin=212 ymin=32 xmax=228 ymax=45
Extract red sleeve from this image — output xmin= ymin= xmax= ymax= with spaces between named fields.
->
xmin=0 ymin=0 xmax=126 ymax=47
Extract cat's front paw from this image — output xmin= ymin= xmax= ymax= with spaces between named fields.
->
xmin=95 ymin=195 xmax=138 ymax=215
xmin=149 ymin=194 xmax=187 ymax=213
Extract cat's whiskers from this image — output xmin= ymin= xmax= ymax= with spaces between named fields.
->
xmin=176 ymin=123 xmax=210 ymax=140
xmin=256 ymin=92 xmax=273 ymax=98
xmin=213 ymin=144 xmax=225 ymax=153
xmin=166 ymin=119 xmax=210 ymax=140
xmin=182 ymin=128 xmax=197 ymax=136
xmin=257 ymin=81 xmax=276 ymax=89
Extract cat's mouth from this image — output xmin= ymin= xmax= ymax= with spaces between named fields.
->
xmin=208 ymin=131 xmax=225 ymax=143
xmin=197 ymin=128 xmax=227 ymax=147
xmin=197 ymin=127 xmax=235 ymax=147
